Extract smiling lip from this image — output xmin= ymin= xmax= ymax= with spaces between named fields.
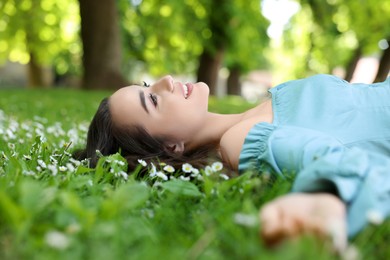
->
xmin=185 ymin=83 xmax=193 ymax=99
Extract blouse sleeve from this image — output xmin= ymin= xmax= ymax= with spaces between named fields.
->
xmin=241 ymin=123 xmax=390 ymax=237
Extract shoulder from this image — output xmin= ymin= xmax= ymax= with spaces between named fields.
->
xmin=219 ymin=117 xmax=264 ymax=170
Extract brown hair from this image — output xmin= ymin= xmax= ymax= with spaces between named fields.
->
xmin=74 ymin=97 xmax=219 ymax=173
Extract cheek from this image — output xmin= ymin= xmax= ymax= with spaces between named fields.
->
xmin=157 ymin=113 xmax=204 ymax=139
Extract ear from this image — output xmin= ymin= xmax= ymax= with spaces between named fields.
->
xmin=164 ymin=141 xmax=185 ymax=154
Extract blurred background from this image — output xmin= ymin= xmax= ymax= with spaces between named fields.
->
xmin=0 ymin=0 xmax=389 ymax=102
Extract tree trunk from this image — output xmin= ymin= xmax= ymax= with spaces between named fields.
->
xmin=27 ymin=53 xmax=51 ymax=88
xmin=374 ymin=42 xmax=390 ymax=83
xmin=79 ymin=0 xmax=128 ymax=90
xmin=344 ymin=46 xmax=362 ymax=82
xmin=227 ymin=66 xmax=241 ymax=95
xmin=196 ymin=0 xmax=231 ymax=95
xmin=196 ymin=49 xmax=224 ymax=95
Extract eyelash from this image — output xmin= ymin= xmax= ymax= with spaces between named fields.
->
xmin=149 ymin=93 xmax=157 ymax=107
xmin=142 ymin=81 xmax=157 ymax=107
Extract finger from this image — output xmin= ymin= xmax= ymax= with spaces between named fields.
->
xmin=326 ymin=218 xmax=348 ymax=253
xmin=259 ymin=204 xmax=285 ymax=246
xmin=281 ymin=213 xmax=302 ymax=238
xmin=301 ymin=212 xmax=347 ymax=253
xmin=260 ymin=204 xmax=280 ymax=234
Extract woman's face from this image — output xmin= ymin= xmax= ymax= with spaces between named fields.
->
xmin=110 ymin=75 xmax=210 ymax=145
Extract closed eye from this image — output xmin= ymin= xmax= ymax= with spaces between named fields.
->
xmin=149 ymin=93 xmax=158 ymax=107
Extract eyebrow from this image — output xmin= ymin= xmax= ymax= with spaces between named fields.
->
xmin=139 ymin=90 xmax=149 ymax=114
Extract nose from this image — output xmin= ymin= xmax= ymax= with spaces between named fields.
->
xmin=154 ymin=75 xmax=173 ymax=92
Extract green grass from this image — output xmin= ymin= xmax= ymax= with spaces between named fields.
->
xmin=0 ymin=88 xmax=389 ymax=260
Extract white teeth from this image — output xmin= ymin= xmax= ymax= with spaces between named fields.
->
xmin=183 ymin=84 xmax=188 ymax=98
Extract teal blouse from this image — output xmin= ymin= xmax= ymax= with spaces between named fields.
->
xmin=239 ymin=74 xmax=390 ymax=237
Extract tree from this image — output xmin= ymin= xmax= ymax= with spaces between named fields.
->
xmin=79 ymin=0 xmax=128 ymax=89
xmin=344 ymin=46 xmax=361 ymax=82
xmin=0 ymin=0 xmax=80 ymax=88
xmin=119 ymin=0 xmax=269 ymax=96
xmin=196 ymin=0 xmax=233 ymax=95
xmin=120 ymin=0 xmax=207 ymax=80
xmin=374 ymin=39 xmax=390 ymax=82
xmin=339 ymin=0 xmax=390 ymax=81
xmin=225 ymin=0 xmax=269 ymax=95
xmin=271 ymin=0 xmax=390 ymax=82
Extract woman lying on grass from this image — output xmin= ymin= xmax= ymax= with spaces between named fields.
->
xmin=76 ymin=74 xmax=390 ymax=251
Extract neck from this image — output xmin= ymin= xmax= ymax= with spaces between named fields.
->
xmin=185 ymin=112 xmax=244 ymax=151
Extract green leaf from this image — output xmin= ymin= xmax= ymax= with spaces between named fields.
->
xmin=0 ymin=191 xmax=26 ymax=229
xmin=100 ymin=181 xmax=150 ymax=219
xmin=112 ymin=182 xmax=150 ymax=210
xmin=19 ymin=180 xmax=56 ymax=213
xmin=75 ymin=165 xmax=94 ymax=175
xmin=161 ymin=180 xmax=202 ymax=197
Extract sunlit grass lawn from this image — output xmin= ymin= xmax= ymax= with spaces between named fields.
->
xmin=0 ymin=88 xmax=389 ymax=260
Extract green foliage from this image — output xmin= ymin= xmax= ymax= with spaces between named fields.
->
xmin=120 ymin=0 xmax=208 ymax=77
xmin=1 ymin=0 xmax=389 ymax=86
xmin=120 ymin=0 xmax=270 ymax=79
xmin=225 ymin=0 xmax=270 ymax=72
xmin=334 ymin=0 xmax=390 ymax=53
xmin=161 ymin=180 xmax=202 ymax=197
xmin=272 ymin=0 xmax=390 ymax=80
xmin=0 ymin=0 xmax=81 ymax=74
xmin=0 ymin=89 xmax=389 ymax=259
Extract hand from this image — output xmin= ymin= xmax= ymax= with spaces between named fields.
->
xmin=259 ymin=193 xmax=347 ymax=252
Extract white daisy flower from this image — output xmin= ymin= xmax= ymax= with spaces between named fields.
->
xmin=49 ymin=156 xmax=58 ymax=165
xmin=44 ymin=231 xmax=70 ymax=250
xmin=204 ymin=166 xmax=213 ymax=176
xmin=118 ymin=171 xmax=128 ymax=180
xmin=179 ymin=176 xmax=190 ymax=181
xmin=153 ymin=181 xmax=162 ymax=187
xmin=137 ymin=159 xmax=147 ymax=167
xmin=191 ymin=168 xmax=199 ymax=175
xmin=66 ymin=163 xmax=75 ymax=173
xmin=163 ymin=165 xmax=175 ymax=173
xmin=116 ymin=160 xmax=125 ymax=166
xmin=182 ymin=163 xmax=193 ymax=173
xmin=366 ymin=209 xmax=384 ymax=225
xmin=190 ymin=168 xmax=200 ymax=177
xmin=69 ymin=158 xmax=81 ymax=166
xmin=37 ymin=159 xmax=47 ymax=169
xmin=212 ymin=161 xmax=223 ymax=172
xmin=149 ymin=163 xmax=157 ymax=175
xmin=7 ymin=143 xmax=15 ymax=150
xmin=59 ymin=166 xmax=67 ymax=172
xmin=220 ymin=174 xmax=229 ymax=180
xmin=23 ymin=170 xmax=35 ymax=176
xmin=6 ymin=129 xmax=16 ymax=140
xmin=233 ymin=213 xmax=257 ymax=227
xmin=341 ymin=245 xmax=360 ymax=260
xmin=48 ymin=164 xmax=58 ymax=176
xmin=156 ymin=171 xmax=168 ymax=181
